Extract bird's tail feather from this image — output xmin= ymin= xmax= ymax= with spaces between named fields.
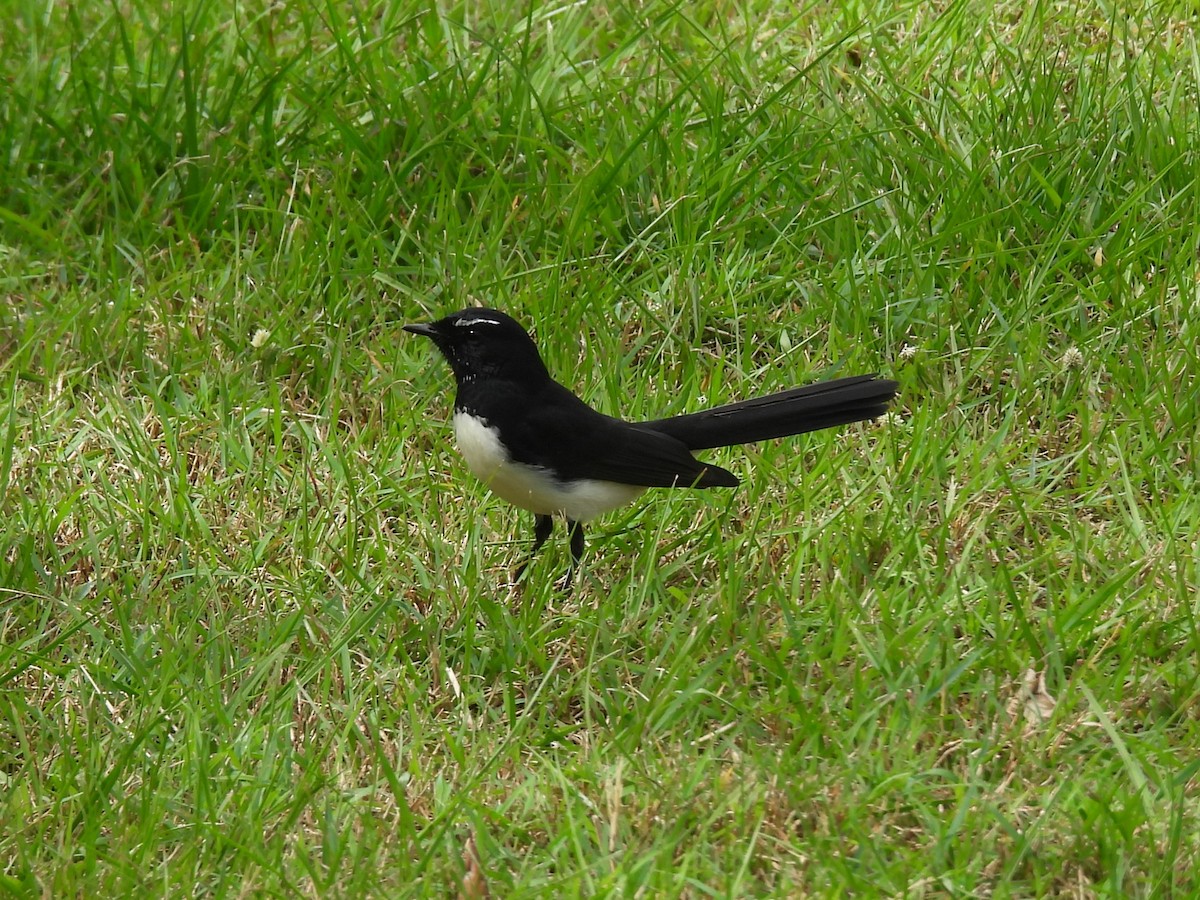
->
xmin=642 ymin=374 xmax=897 ymax=451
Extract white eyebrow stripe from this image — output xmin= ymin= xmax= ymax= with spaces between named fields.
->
xmin=455 ymin=316 xmax=502 ymax=327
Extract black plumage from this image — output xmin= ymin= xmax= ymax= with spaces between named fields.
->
xmin=406 ymin=308 xmax=897 ymax=587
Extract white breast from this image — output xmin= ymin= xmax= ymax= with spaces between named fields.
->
xmin=452 ymin=411 xmax=644 ymax=521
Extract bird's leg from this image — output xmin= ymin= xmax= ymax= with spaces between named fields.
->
xmin=514 ymin=514 xmax=554 ymax=582
xmin=555 ymin=519 xmax=586 ymax=592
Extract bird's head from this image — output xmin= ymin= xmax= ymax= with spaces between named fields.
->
xmin=404 ymin=308 xmax=549 ymax=384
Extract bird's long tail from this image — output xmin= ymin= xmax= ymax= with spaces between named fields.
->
xmin=641 ymin=375 xmax=898 ymax=451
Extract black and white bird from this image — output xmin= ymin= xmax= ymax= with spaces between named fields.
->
xmin=405 ymin=308 xmax=897 ymax=588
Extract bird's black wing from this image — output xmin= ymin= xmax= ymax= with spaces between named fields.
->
xmin=469 ymin=380 xmax=738 ymax=489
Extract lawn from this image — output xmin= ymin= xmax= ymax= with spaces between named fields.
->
xmin=2 ymin=0 xmax=1198 ymax=895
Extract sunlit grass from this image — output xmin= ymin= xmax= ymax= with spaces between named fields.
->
xmin=2 ymin=0 xmax=1198 ymax=894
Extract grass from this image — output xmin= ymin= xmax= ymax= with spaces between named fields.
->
xmin=2 ymin=0 xmax=1199 ymax=894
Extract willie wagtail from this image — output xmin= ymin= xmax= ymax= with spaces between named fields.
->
xmin=405 ymin=308 xmax=897 ymax=588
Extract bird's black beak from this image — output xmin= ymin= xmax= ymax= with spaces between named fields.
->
xmin=403 ymin=322 xmax=438 ymax=338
